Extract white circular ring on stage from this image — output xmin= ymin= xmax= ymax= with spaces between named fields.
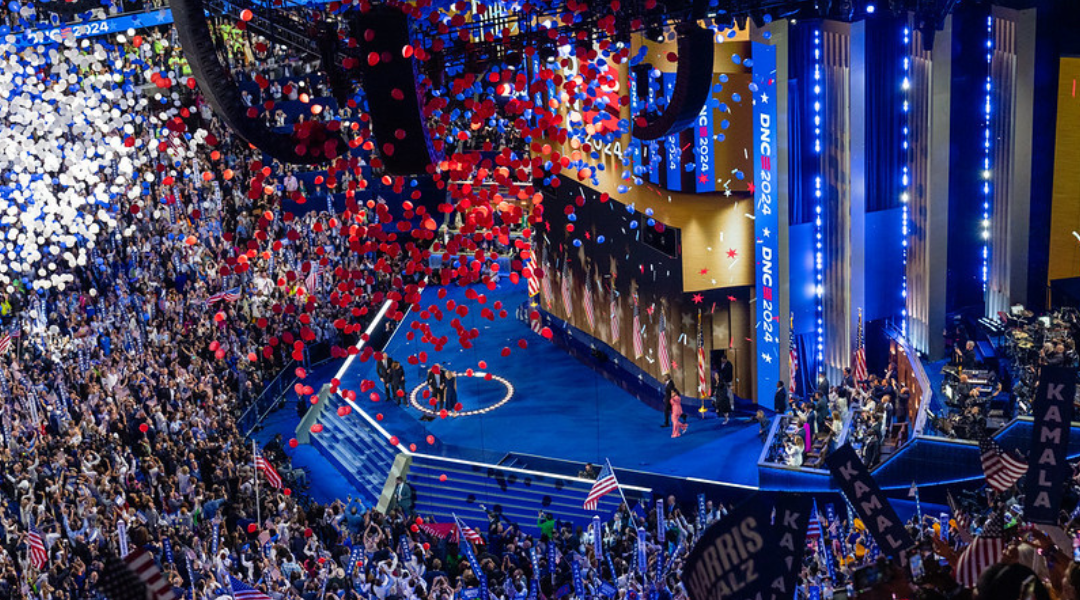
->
xmin=409 ymin=371 xmax=515 ymax=416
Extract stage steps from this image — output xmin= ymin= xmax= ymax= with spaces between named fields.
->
xmin=405 ymin=454 xmax=644 ymax=534
xmin=307 ymin=394 xmax=649 ymax=534
xmin=308 ymin=394 xmax=399 ymax=506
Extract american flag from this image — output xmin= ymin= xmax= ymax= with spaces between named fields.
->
xmin=696 ymin=315 xmax=707 ymax=398
xmin=304 ymin=264 xmax=321 ymax=294
xmin=206 ymin=287 xmax=241 ymax=306
xmin=98 ymin=548 xmax=177 ymax=600
xmin=632 ymin=297 xmax=643 ymax=358
xmin=540 ymin=254 xmax=554 ymax=309
xmin=657 ymin=310 xmax=671 ymax=375
xmin=0 ymin=332 xmax=10 ymax=356
xmin=955 ymin=510 xmax=1005 ymax=588
xmin=582 ymin=276 xmax=596 ymax=331
xmin=806 ymin=506 xmax=822 ymax=543
xmin=530 ymin=310 xmax=544 ymax=336
xmin=28 ymin=528 xmax=47 ymax=570
xmin=254 ymin=448 xmax=283 ymax=489
xmin=583 ymin=459 xmax=619 ymax=511
xmin=524 ymin=245 xmax=541 ymax=300
xmin=609 ymin=288 xmax=620 ymax=343
xmin=229 ymin=575 xmax=272 ymax=600
xmin=419 ymin=521 xmax=461 ymax=542
xmin=454 ymin=516 xmax=485 ymax=545
xmin=560 ymin=264 xmax=573 ymax=318
xmin=788 ymin=313 xmax=798 ymax=394
xmin=853 ymin=309 xmax=867 ymax=385
xmin=979 ymin=437 xmax=1027 ymax=493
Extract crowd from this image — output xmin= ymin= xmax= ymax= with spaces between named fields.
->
xmin=0 ymin=19 xmax=425 ymax=599
xmin=3 ymin=4 xmax=1080 ymax=600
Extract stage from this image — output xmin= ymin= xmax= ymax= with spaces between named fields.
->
xmin=332 ymin=280 xmax=765 ymax=489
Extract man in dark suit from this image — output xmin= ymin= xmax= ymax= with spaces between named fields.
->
xmin=427 ymin=365 xmax=447 ymax=411
xmin=377 ymin=354 xmax=393 ymax=402
xmin=841 ymin=367 xmax=855 ymax=391
xmin=390 ymin=360 xmax=406 ymax=406
xmin=717 ymin=355 xmax=734 ymax=389
xmin=773 ymin=380 xmax=787 ymax=413
xmin=661 ymin=374 xmax=679 ymax=428
xmin=816 ymin=372 xmax=830 ymax=399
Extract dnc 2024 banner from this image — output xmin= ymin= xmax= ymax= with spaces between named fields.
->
xmin=752 ymin=41 xmax=780 ymax=402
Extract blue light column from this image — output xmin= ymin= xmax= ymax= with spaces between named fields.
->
xmin=900 ymin=26 xmax=910 ymax=338
xmin=981 ymin=15 xmax=992 ymax=291
xmin=813 ymin=29 xmax=824 ymax=370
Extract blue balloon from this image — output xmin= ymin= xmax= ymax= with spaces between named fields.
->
xmin=647 ymin=218 xmax=656 ymax=227
xmin=645 ymin=208 xmax=653 ymax=216
xmin=568 ymin=213 xmax=577 ymax=222
xmin=573 ymin=239 xmax=582 ymax=247
xmin=7 ymin=2 xmax=19 ymax=13
xmin=629 ymin=220 xmax=638 ymax=229
xmin=732 ymin=93 xmax=742 ymax=102
xmin=731 ymin=54 xmax=742 ymax=65
xmin=597 ymin=236 xmax=605 ymax=244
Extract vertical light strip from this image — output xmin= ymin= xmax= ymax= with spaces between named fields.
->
xmin=813 ymin=28 xmax=824 ymax=369
xmin=981 ymin=14 xmax=993 ymax=291
xmin=900 ymin=26 xmax=910 ymax=338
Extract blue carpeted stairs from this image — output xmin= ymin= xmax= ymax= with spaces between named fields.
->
xmin=309 ymin=391 xmax=642 ymax=533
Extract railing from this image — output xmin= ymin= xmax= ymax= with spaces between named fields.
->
xmin=237 ymin=339 xmax=335 ymax=437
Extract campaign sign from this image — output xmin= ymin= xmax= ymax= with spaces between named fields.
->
xmin=826 ymin=444 xmax=913 ymax=559
xmin=682 ymin=494 xmax=773 ymax=600
xmin=1025 ymin=366 xmax=1077 ymax=523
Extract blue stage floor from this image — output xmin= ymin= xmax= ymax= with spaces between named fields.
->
xmin=334 ymin=281 xmax=763 ymax=488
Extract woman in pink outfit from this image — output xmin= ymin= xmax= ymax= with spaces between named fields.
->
xmin=671 ymin=394 xmax=689 ymax=438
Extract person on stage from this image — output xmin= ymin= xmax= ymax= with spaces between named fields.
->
xmin=712 ymin=371 xmax=732 ymax=424
xmin=377 ymin=353 xmax=392 ymax=398
xmin=390 ymin=359 xmax=405 ymax=406
xmin=670 ymin=393 xmax=688 ymax=438
xmin=425 ymin=365 xmax=447 ymax=420
xmin=661 ymin=374 xmax=679 ymax=428
xmin=444 ymin=368 xmax=458 ymax=412
xmin=773 ymin=380 xmax=788 ymax=414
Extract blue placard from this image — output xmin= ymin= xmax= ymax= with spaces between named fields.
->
xmin=752 ymin=41 xmax=780 ymax=404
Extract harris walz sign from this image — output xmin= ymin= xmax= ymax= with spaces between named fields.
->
xmin=682 ymin=493 xmax=810 ymax=600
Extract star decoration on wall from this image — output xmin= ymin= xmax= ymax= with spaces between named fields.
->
xmin=761 ymin=353 xmax=773 ymax=363
xmin=699 ymin=268 xmax=709 ymax=275
xmin=746 ymin=182 xmax=756 ymax=193
xmin=726 ymin=248 xmax=738 ymax=259
xmin=691 ymin=294 xmax=704 ymax=304
xmin=727 ymin=295 xmax=737 ymax=302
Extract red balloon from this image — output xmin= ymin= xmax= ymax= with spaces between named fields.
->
xmin=247 ymin=523 xmax=257 ymax=533
xmin=454 ymin=403 xmax=463 ymax=411
xmin=376 ymin=413 xmax=384 ymax=421
xmin=541 ymin=327 xmax=553 ymax=339
xmin=439 ymin=474 xmax=448 ymax=482
xmin=389 ymin=436 xmax=400 ymax=446
xmin=138 ymin=423 xmax=148 ymax=433
xmin=284 ymin=488 xmax=292 ymax=496
xmin=478 ymin=360 xmax=487 ymax=369
xmin=426 ymin=435 xmax=435 ymax=445
xmin=289 ymin=438 xmax=299 ymax=448
xmin=311 ymin=423 xmax=324 ymax=433
xmin=439 ymin=409 xmax=448 ymax=419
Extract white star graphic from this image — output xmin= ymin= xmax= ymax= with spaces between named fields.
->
xmin=724 ymin=189 xmax=732 ymax=197
xmin=763 ymin=227 xmax=771 ymax=238
xmin=761 ymin=353 xmax=773 ymax=363
xmin=760 ymin=92 xmax=770 ymax=104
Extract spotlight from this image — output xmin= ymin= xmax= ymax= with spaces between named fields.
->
xmin=866 ymin=3 xmax=875 ymax=13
